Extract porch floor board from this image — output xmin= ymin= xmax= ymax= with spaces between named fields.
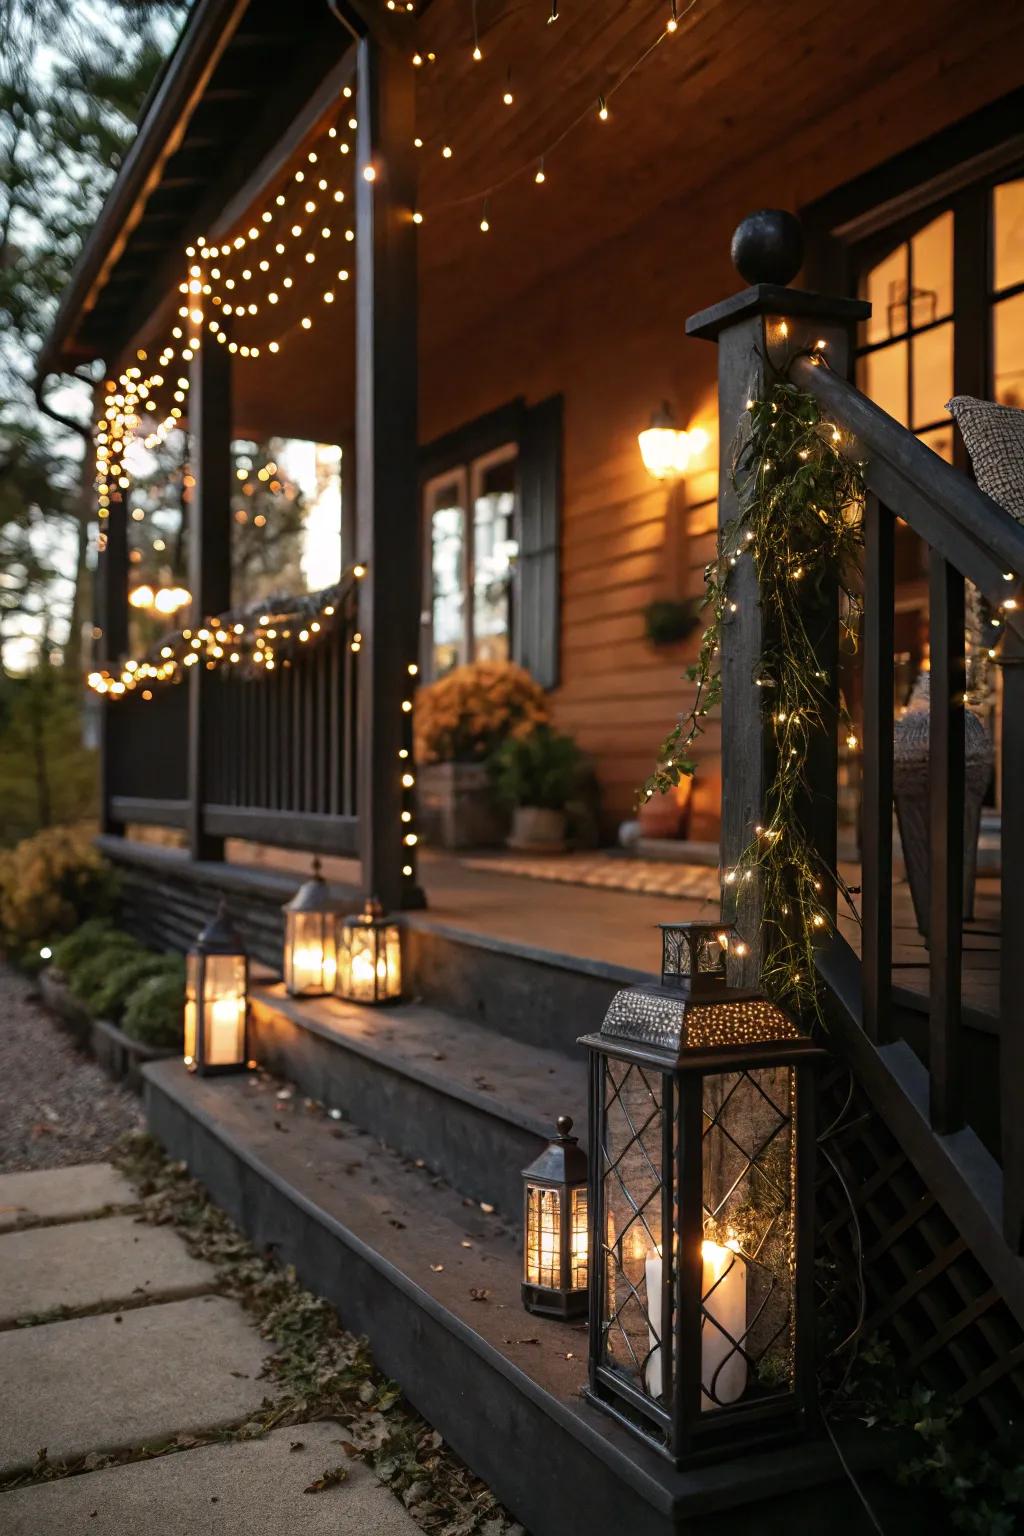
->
xmin=226 ymin=840 xmax=1001 ymax=1019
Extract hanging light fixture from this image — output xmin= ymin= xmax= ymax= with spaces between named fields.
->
xmin=184 ymin=901 xmax=249 ymax=1074
xmin=282 ymin=857 xmax=339 ymax=997
xmin=336 ymin=896 xmax=402 ymax=1004
xmin=580 ymin=920 xmax=823 ymax=1464
xmin=522 ymin=1116 xmax=589 ymax=1319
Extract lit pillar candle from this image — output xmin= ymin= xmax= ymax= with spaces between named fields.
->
xmin=700 ymin=1240 xmax=747 ymax=1409
xmin=645 ymin=1251 xmax=665 ymax=1399
xmin=207 ymin=995 xmax=244 ymax=1064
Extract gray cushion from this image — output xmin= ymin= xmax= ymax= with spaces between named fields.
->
xmin=946 ymin=394 xmax=1024 ymax=523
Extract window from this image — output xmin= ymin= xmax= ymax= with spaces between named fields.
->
xmin=421 ymin=398 xmax=561 ymax=687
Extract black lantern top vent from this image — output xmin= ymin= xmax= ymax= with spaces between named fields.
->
xmin=601 ymin=921 xmax=806 ymax=1059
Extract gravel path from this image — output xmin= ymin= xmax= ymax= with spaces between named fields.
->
xmin=0 ymin=963 xmax=143 ymax=1173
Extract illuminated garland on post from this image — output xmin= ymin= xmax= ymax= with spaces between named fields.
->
xmin=643 ymin=357 xmax=865 ymax=1016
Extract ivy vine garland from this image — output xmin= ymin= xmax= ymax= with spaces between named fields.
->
xmin=644 ymin=362 xmax=866 ymax=1015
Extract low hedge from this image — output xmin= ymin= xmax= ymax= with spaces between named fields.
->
xmin=122 ymin=968 xmax=184 ymax=1050
xmin=51 ymin=918 xmax=185 ymax=1052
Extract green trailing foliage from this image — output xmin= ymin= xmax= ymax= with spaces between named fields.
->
xmin=120 ymin=967 xmax=185 ymax=1050
xmin=643 ymin=362 xmax=865 ymax=1017
xmin=489 ymin=725 xmax=587 ymax=811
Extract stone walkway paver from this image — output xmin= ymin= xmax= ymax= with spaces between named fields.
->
xmin=0 ymin=1161 xmax=135 ymax=1231
xmin=0 ymin=1421 xmax=419 ymax=1534
xmin=0 ymin=1213 xmax=216 ymax=1325
xmin=0 ymin=1161 xmax=422 ymax=1533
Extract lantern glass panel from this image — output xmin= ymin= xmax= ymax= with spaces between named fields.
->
xmin=338 ymin=920 xmax=401 ymax=1002
xmin=600 ymin=1060 xmax=671 ymax=1402
xmin=571 ymin=1185 xmax=589 ymax=1290
xmin=202 ymin=953 xmax=247 ymax=1065
xmin=184 ymin=952 xmax=199 ymax=1066
xmin=701 ymin=1065 xmax=796 ymax=1408
xmin=285 ymin=911 xmax=337 ymax=995
xmin=525 ymin=1184 xmax=562 ymax=1289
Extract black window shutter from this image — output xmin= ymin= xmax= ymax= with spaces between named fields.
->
xmin=517 ymin=394 xmax=562 ymax=690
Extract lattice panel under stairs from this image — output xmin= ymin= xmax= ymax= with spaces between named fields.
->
xmin=816 ymin=1063 xmax=1024 ymax=1433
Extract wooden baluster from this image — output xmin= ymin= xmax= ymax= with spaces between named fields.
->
xmin=329 ymin=628 xmax=340 ymax=817
xmin=1000 ymin=625 xmax=1024 ymax=1249
xmin=862 ymin=493 xmax=895 ymax=1042
xmin=928 ymin=551 xmax=966 ymax=1132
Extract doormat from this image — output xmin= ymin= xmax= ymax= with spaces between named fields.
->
xmin=460 ymin=853 xmax=721 ymax=902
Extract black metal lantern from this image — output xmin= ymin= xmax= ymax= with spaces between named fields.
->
xmin=522 ymin=1115 xmax=589 ymax=1320
xmin=282 ymin=858 xmax=338 ymax=997
xmin=336 ymin=896 xmax=402 ymax=1004
xmin=579 ymin=920 xmax=823 ymax=1465
xmin=184 ymin=900 xmax=249 ymax=1075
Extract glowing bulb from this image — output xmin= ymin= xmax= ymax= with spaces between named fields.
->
xmin=363 ymin=164 xmax=376 ymax=182
xmin=412 ymin=210 xmax=423 ymax=224
xmin=598 ymin=96 xmax=609 ymax=120
xmin=535 ymin=163 xmax=546 ymax=184
xmin=442 ymin=145 xmax=453 ymax=159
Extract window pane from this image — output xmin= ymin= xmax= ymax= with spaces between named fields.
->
xmin=910 ymin=211 xmax=953 ymax=326
xmin=858 ymin=340 xmax=908 ymax=425
xmin=230 ymin=438 xmax=342 ymax=608
xmin=994 ymin=290 xmax=1024 ymax=409
xmin=861 ymin=243 xmax=908 ymax=345
xmin=472 ymin=455 xmax=517 ymax=664
xmin=994 ymin=179 xmax=1024 ymax=295
xmin=918 ymin=424 xmax=955 ymax=464
xmin=429 ymin=481 xmax=465 ymax=675
xmin=912 ymin=320 xmax=953 ymax=429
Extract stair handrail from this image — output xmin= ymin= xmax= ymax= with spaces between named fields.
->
xmin=793 ymin=353 xmax=1024 ymax=628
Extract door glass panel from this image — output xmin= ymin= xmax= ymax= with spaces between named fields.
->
xmin=472 ymin=453 xmax=518 ymax=664
xmin=911 ymin=210 xmax=953 ymax=325
xmin=862 ymin=244 xmax=907 ymax=344
xmin=858 ymin=340 xmax=908 ymax=426
xmin=994 ymin=179 xmax=1024 ymax=295
xmin=428 ymin=479 xmax=465 ymax=676
xmin=994 ymin=290 xmax=1024 ymax=409
xmin=912 ymin=320 xmax=954 ymax=429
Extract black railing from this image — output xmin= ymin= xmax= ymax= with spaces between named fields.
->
xmin=796 ymin=355 xmax=1024 ymax=1250
xmin=107 ymin=576 xmax=360 ymax=857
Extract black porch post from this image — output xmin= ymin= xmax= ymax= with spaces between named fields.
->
xmin=187 ymin=337 xmax=233 ymax=863
xmin=686 ymin=214 xmax=867 ymax=984
xmin=354 ymin=34 xmax=423 ymax=911
xmin=96 ymin=382 xmax=128 ymax=837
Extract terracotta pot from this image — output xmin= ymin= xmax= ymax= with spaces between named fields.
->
xmin=508 ymin=805 xmax=567 ymax=853
xmin=637 ymin=782 xmax=689 ymax=840
xmin=417 ymin=761 xmax=508 ymax=850
xmin=893 ymin=673 xmax=993 ymax=936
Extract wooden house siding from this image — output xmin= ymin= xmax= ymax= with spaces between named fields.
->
xmin=417 ymin=6 xmax=1024 ymax=836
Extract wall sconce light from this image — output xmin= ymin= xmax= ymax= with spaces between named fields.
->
xmin=638 ymin=402 xmax=708 ymax=481
xmin=579 ymin=920 xmax=823 ymax=1464
xmin=282 ymin=857 xmax=339 ymax=997
xmin=184 ymin=900 xmax=249 ymax=1074
xmin=336 ymin=896 xmax=402 ymax=1004
xmin=521 ymin=1115 xmax=589 ymax=1319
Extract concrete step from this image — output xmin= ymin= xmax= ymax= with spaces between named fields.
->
xmin=143 ymin=1058 xmax=879 ymax=1536
xmin=249 ymin=982 xmax=587 ymax=1223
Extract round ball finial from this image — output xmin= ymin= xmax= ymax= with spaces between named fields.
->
xmin=556 ymin=1115 xmax=574 ymax=1139
xmin=731 ymin=210 xmax=803 ymax=287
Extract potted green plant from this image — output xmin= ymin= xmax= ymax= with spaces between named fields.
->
xmin=489 ymin=726 xmax=586 ymax=853
xmin=414 ymin=660 xmax=550 ymax=849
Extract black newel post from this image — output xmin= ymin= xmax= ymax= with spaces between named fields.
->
xmin=686 ymin=211 xmax=868 ymax=978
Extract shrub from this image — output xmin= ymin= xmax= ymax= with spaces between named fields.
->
xmin=68 ymin=935 xmax=145 ymax=1013
xmin=122 ymin=968 xmax=184 ymax=1050
xmin=414 ymin=660 xmax=549 ymax=765
xmin=643 ymin=597 xmax=704 ymax=647
xmin=91 ymin=952 xmax=183 ymax=1024
xmin=489 ymin=726 xmax=587 ymax=810
xmin=50 ymin=917 xmax=119 ymax=976
xmin=0 ymin=826 xmax=116 ymax=964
